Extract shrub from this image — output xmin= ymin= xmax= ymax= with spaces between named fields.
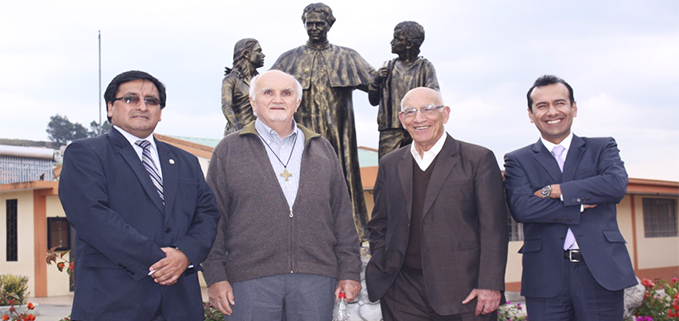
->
xmin=0 ymin=275 xmax=29 ymax=306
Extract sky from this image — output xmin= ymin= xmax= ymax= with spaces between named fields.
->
xmin=1 ymin=0 xmax=677 ymax=181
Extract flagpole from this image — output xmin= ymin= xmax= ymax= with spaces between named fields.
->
xmin=98 ymin=30 xmax=102 ymax=129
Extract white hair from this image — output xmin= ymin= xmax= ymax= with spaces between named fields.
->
xmin=249 ymin=71 xmax=303 ymax=101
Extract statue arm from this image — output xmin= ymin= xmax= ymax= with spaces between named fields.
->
xmin=221 ymin=77 xmax=240 ymax=130
xmin=368 ymin=66 xmax=389 ymax=106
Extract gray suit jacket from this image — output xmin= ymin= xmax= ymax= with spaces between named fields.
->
xmin=366 ymin=135 xmax=508 ymax=315
xmin=503 ymin=135 xmax=636 ymax=297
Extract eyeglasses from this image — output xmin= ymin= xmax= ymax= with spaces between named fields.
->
xmin=114 ymin=95 xmax=161 ymax=107
xmin=400 ymin=105 xmax=444 ymax=118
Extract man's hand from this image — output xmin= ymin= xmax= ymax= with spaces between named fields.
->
xmin=335 ymin=280 xmax=361 ymax=302
xmin=208 ymin=281 xmax=235 ymax=315
xmin=461 ymin=289 xmax=501 ymax=316
xmin=149 ymin=247 xmax=190 ymax=286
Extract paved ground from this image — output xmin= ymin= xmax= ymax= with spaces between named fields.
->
xmin=26 ymin=287 xmax=212 ymax=321
xmin=26 ymin=295 xmax=73 ymax=321
xmin=27 ymin=291 xmax=526 ymax=321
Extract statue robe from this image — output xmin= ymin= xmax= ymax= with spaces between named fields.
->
xmin=222 ymin=70 xmax=255 ymax=136
xmin=272 ymin=42 xmax=375 ymax=239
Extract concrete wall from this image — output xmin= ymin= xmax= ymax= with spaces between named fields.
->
xmin=0 ymin=190 xmax=36 ymax=296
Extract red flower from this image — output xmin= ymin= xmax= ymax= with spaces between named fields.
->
xmin=57 ymin=262 xmax=65 ymax=270
xmin=27 ymin=302 xmax=34 ymax=310
xmin=673 ymin=277 xmax=678 ymax=283
xmin=641 ymin=278 xmax=656 ymax=288
xmin=2 ymin=315 xmax=9 ymax=321
xmin=8 ymin=307 xmax=14 ymax=313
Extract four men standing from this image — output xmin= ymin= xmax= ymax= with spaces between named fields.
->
xmin=57 ymin=4 xmax=637 ymax=321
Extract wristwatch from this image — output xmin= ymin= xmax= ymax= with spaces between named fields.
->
xmin=541 ymin=185 xmax=552 ymax=199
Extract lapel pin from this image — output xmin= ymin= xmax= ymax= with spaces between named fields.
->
xmin=169 ymin=159 xmax=175 ymax=165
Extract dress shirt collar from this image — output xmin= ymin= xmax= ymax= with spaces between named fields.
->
xmin=114 ymin=125 xmax=157 ymax=153
xmin=410 ymin=132 xmax=447 ymax=171
xmin=254 ymin=119 xmax=299 ymax=142
xmin=113 ymin=125 xmax=162 ymax=177
xmin=540 ymin=132 xmax=574 ymax=158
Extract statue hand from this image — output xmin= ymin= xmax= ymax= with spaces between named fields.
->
xmin=372 ymin=67 xmax=389 ymax=85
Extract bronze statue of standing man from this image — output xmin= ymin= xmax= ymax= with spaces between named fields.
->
xmin=222 ymin=38 xmax=265 ymax=136
xmin=369 ymin=21 xmax=439 ymax=159
xmin=272 ymin=3 xmax=375 ymax=239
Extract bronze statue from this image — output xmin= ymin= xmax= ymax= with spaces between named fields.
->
xmin=271 ymin=3 xmax=375 ymax=240
xmin=368 ymin=21 xmax=439 ymax=159
xmin=222 ymin=38 xmax=265 ymax=136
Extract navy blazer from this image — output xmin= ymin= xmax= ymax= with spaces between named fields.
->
xmin=503 ymin=135 xmax=637 ymax=298
xmin=59 ymin=128 xmax=220 ymax=320
xmin=366 ymin=135 xmax=508 ymax=315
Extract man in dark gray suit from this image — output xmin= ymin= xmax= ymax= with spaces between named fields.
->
xmin=366 ymin=87 xmax=508 ymax=320
xmin=503 ymin=75 xmax=636 ymax=320
xmin=59 ymin=70 xmax=220 ymax=320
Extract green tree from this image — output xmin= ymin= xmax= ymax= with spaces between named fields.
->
xmin=46 ymin=114 xmax=110 ymax=145
xmin=89 ymin=120 xmax=111 ymax=136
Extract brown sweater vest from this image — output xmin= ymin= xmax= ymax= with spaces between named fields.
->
xmin=402 ymin=154 xmax=440 ymax=270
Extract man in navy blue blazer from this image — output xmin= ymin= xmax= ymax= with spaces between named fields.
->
xmin=59 ymin=70 xmax=220 ymax=320
xmin=503 ymin=75 xmax=637 ymax=320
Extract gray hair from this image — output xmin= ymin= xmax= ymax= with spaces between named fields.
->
xmin=249 ymin=71 xmax=303 ymax=101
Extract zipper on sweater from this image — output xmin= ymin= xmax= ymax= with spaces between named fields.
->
xmin=289 ymin=206 xmax=294 ymax=273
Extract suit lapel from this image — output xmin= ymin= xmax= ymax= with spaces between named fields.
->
xmin=422 ymin=135 xmax=458 ymax=217
xmin=109 ymin=129 xmax=165 ymax=213
xmin=531 ymin=139 xmax=563 ymax=183
xmin=563 ymin=135 xmax=585 ymax=182
xmin=397 ymin=148 xmax=414 ymax=221
xmin=157 ymin=138 xmax=177 ymax=218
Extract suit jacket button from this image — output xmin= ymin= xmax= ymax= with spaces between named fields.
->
xmin=576 ymin=198 xmax=582 ymax=202
xmin=165 ymin=228 xmax=172 ymax=233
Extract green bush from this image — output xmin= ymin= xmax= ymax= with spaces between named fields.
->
xmin=0 ymin=274 xmax=30 ymax=306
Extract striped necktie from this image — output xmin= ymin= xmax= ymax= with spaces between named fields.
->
xmin=135 ymin=140 xmax=164 ymax=203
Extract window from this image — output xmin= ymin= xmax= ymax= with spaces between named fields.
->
xmin=6 ymin=199 xmax=18 ymax=261
xmin=508 ymin=211 xmax=524 ymax=241
xmin=643 ymin=198 xmax=678 ymax=238
xmin=48 ymin=217 xmax=71 ymax=251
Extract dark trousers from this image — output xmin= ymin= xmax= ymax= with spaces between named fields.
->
xmin=380 ymin=267 xmax=496 ymax=321
xmin=525 ymin=256 xmax=624 ymax=321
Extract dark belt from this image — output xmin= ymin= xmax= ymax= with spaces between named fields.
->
xmin=564 ymin=249 xmax=583 ymax=262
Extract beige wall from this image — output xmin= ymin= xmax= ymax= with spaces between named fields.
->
xmin=0 ymin=190 xmax=36 ymax=296
xmin=1 ymin=189 xmax=73 ymax=298
xmin=616 ymin=196 xmax=636 ymax=268
xmin=45 ymin=195 xmax=71 ymax=296
xmin=632 ymin=195 xmax=679 ymax=270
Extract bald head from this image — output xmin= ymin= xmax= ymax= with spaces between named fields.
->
xmin=398 ymin=87 xmax=449 ymax=156
xmin=401 ymin=87 xmax=443 ymax=111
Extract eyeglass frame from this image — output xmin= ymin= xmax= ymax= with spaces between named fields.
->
xmin=399 ymin=105 xmax=445 ymax=118
xmin=113 ymin=95 xmax=161 ymax=107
